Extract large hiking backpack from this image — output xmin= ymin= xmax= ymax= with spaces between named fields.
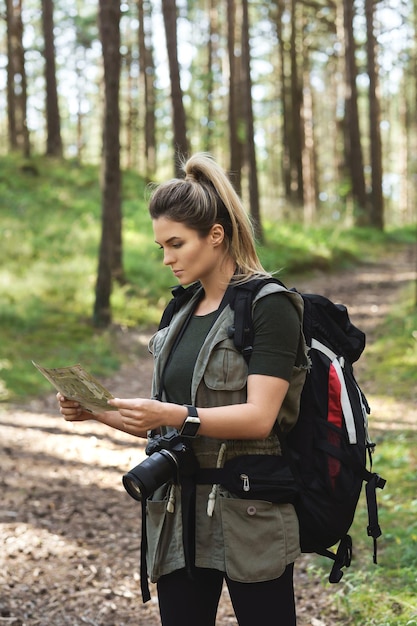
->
xmin=230 ymin=278 xmax=386 ymax=582
xmin=159 ymin=277 xmax=386 ymax=583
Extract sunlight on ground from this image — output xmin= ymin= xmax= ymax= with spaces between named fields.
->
xmin=367 ymin=395 xmax=416 ymax=432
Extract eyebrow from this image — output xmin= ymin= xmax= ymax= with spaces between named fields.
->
xmin=154 ymin=236 xmax=182 ymax=245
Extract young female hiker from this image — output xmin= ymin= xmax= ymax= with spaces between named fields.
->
xmin=57 ymin=153 xmax=309 ymax=626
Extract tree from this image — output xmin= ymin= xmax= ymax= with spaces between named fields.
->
xmin=6 ymin=0 xmax=30 ymax=156
xmin=241 ymin=0 xmax=263 ymax=241
xmin=365 ymin=0 xmax=384 ymax=230
xmin=161 ymin=0 xmax=188 ymax=175
xmin=342 ymin=0 xmax=367 ymax=221
xmin=93 ymin=0 xmax=122 ymax=328
xmin=227 ymin=0 xmax=243 ymax=196
xmin=41 ymin=0 xmax=63 ymax=157
xmin=138 ymin=0 xmax=157 ymax=180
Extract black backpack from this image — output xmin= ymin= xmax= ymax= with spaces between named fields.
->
xmin=230 ymin=278 xmax=386 ymax=582
xmin=159 ymin=277 xmax=387 ymax=583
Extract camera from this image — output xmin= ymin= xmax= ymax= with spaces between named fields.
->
xmin=122 ymin=431 xmax=199 ymax=501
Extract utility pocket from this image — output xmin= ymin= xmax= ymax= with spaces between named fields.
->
xmin=204 ymin=342 xmax=247 ymax=391
xmin=220 ymin=497 xmax=287 ymax=582
xmin=146 ymin=487 xmax=185 ymax=582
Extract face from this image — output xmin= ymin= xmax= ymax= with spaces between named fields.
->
xmin=153 ymin=217 xmax=225 ymax=286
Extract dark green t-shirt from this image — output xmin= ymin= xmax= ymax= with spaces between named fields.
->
xmin=163 ymin=292 xmax=301 ymax=405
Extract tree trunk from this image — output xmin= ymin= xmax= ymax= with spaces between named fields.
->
xmin=289 ymin=0 xmax=303 ymax=207
xmin=138 ymin=0 xmax=157 ymax=180
xmin=227 ymin=0 xmax=243 ymax=195
xmin=94 ymin=0 xmax=122 ymax=328
xmin=161 ymin=0 xmax=188 ymax=175
xmin=41 ymin=0 xmax=63 ymax=157
xmin=204 ymin=0 xmax=217 ymax=154
xmin=6 ymin=0 xmax=30 ymax=157
xmin=302 ymin=68 xmax=317 ymax=224
xmin=365 ymin=0 xmax=384 ymax=230
xmin=274 ymin=1 xmax=292 ymax=209
xmin=342 ymin=0 xmax=367 ymax=221
xmin=241 ymin=0 xmax=263 ymax=242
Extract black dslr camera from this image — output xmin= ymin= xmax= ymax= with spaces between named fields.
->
xmin=122 ymin=431 xmax=199 ymax=501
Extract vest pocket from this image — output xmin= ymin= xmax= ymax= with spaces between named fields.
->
xmin=146 ymin=487 xmax=185 ymax=582
xmin=220 ymin=496 xmax=288 ymax=582
xmin=204 ymin=344 xmax=247 ymax=390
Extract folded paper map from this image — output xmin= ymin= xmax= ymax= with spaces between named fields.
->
xmin=32 ymin=361 xmax=117 ymax=413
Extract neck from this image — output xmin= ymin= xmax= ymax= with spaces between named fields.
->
xmin=196 ymin=258 xmax=236 ymax=315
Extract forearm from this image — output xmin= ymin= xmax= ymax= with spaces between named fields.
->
xmin=192 ymin=403 xmax=274 ymax=440
xmin=160 ymin=375 xmax=290 ymax=440
xmin=108 ymin=375 xmax=289 ymax=441
xmin=94 ymin=410 xmax=148 ymax=439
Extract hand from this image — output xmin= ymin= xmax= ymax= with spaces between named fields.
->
xmin=107 ymin=397 xmax=185 ymax=435
xmin=57 ymin=392 xmax=93 ymax=422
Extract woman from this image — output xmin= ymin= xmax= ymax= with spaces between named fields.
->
xmin=58 ymin=153 xmax=308 ymax=626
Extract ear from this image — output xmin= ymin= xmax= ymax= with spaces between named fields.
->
xmin=210 ymin=223 xmax=225 ymax=247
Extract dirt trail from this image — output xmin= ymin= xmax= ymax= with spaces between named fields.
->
xmin=1 ymin=244 xmax=415 ymax=626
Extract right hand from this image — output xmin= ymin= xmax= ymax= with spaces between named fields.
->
xmin=57 ymin=392 xmax=93 ymax=422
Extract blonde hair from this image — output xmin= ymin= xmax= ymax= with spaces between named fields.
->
xmin=148 ymin=153 xmax=269 ymax=280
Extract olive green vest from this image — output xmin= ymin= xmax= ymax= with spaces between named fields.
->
xmin=146 ymin=282 xmax=308 ymax=583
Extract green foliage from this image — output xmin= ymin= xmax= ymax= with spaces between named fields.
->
xmin=259 ymin=221 xmax=415 ymax=276
xmin=363 ymin=285 xmax=417 ymax=401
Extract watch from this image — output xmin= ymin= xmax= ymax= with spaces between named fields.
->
xmin=179 ymin=405 xmax=201 ymax=438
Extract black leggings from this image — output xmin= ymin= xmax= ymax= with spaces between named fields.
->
xmin=157 ymin=564 xmax=296 ymax=626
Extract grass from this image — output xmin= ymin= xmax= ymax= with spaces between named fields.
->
xmin=1 ymin=154 xmax=417 ymax=622
xmin=364 ymin=284 xmax=417 ymax=401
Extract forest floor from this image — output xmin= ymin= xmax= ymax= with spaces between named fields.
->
xmin=1 ymin=244 xmax=416 ymax=626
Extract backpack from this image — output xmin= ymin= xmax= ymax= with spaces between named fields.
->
xmin=160 ymin=277 xmax=386 ymax=583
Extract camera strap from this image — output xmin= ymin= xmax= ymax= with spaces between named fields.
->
xmin=180 ymin=474 xmax=197 ymax=581
xmin=140 ymin=498 xmax=151 ymax=603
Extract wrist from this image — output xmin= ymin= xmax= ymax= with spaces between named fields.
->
xmin=179 ymin=405 xmax=201 ymax=438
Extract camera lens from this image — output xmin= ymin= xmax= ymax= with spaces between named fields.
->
xmin=122 ymin=449 xmax=179 ymax=501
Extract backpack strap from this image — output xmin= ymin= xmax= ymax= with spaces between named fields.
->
xmin=230 ymin=277 xmax=283 ymax=362
xmin=229 ymin=282 xmax=259 ymax=361
xmin=366 ymin=472 xmax=386 ymax=563
xmin=158 ymin=282 xmax=202 ymax=330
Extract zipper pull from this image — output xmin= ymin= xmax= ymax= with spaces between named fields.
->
xmin=240 ymin=473 xmax=250 ymax=492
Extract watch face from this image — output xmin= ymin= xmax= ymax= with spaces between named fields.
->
xmin=180 ymin=416 xmax=200 ymax=437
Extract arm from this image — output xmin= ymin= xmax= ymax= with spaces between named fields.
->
xmin=109 ymin=373 xmax=289 ymax=440
xmin=57 ymin=392 xmax=149 ymax=438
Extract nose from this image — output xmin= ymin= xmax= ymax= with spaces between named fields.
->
xmin=163 ymin=249 xmax=174 ymax=266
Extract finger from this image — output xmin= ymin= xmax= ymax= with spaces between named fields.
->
xmin=108 ymin=397 xmax=139 ymax=409
xmin=60 ymin=401 xmax=79 ymax=410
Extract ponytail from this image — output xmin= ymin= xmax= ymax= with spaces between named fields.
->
xmin=148 ymin=153 xmax=269 ymax=280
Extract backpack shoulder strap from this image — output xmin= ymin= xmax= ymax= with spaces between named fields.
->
xmin=158 ymin=282 xmax=201 ymax=330
xmin=231 ymin=277 xmax=286 ymax=361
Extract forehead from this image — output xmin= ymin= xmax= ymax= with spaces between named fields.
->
xmin=152 ymin=217 xmax=196 ymax=242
